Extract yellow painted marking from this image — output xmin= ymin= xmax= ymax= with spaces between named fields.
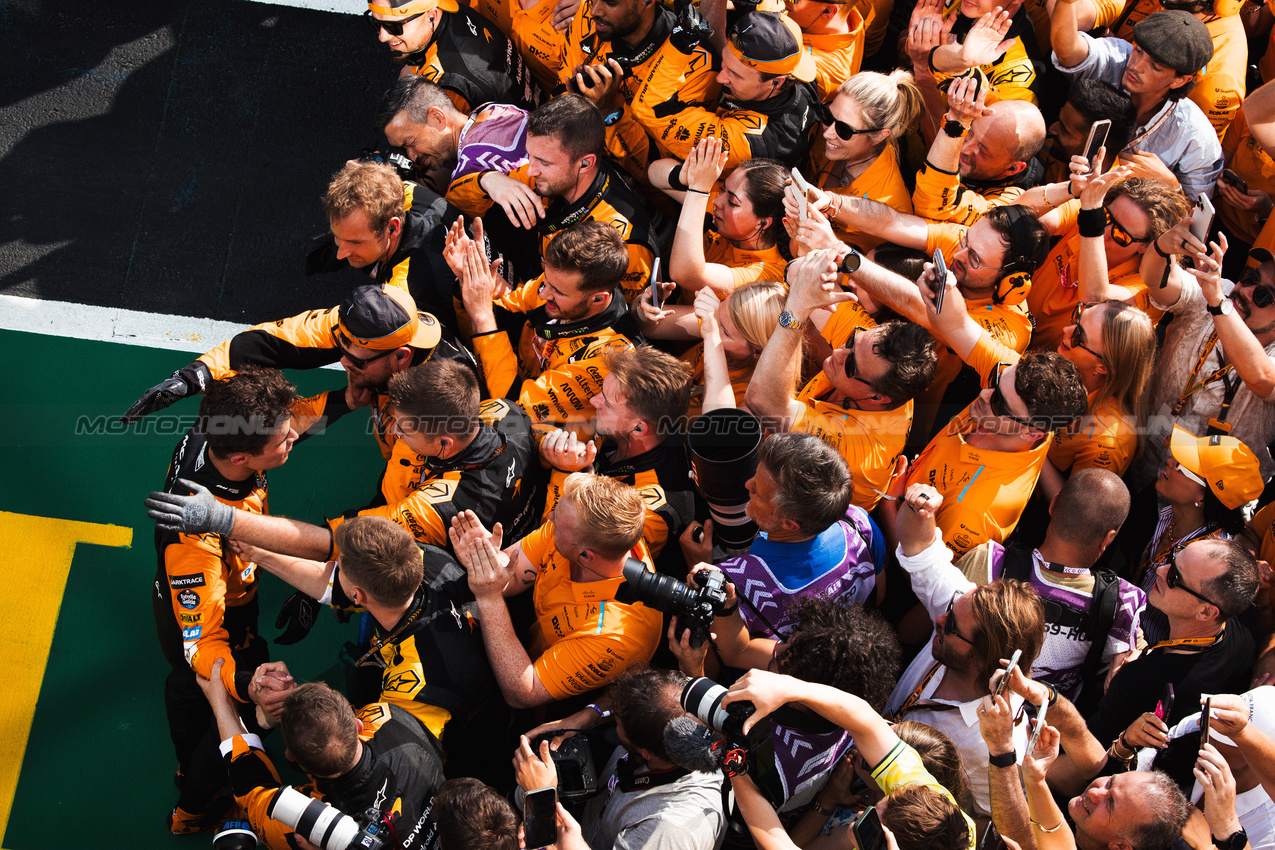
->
xmin=0 ymin=512 xmax=132 ymax=840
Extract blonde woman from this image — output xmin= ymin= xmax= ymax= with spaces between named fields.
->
xmin=796 ymin=70 xmax=923 ymax=251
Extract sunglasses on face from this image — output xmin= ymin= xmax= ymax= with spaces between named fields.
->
xmin=1238 ymin=267 xmax=1275 ymax=309
xmin=364 ymin=10 xmax=424 ymax=35
xmin=819 ymin=104 xmax=883 ymax=142
xmin=943 ymin=596 xmax=973 ymax=644
xmin=1103 ymin=205 xmax=1152 ymax=248
xmin=331 ymin=328 xmax=396 ymax=370
xmin=1068 ymin=302 xmax=1105 ymax=361
xmin=1165 ymin=548 xmax=1221 ymax=611
xmin=988 ymin=363 xmax=1039 ymax=431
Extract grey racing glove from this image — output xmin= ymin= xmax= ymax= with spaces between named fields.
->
xmin=145 ymin=479 xmax=237 ymax=536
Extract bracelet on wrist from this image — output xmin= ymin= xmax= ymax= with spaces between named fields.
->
xmin=1154 ymin=241 xmax=1174 ymax=259
xmin=685 ymin=188 xmax=710 ymax=196
xmin=988 ymin=751 xmax=1017 ymax=769
xmin=1046 ymin=685 xmax=1059 ymax=708
xmin=811 ymin=797 xmax=836 ymax=817
xmin=1031 ymin=818 xmax=1065 ymax=833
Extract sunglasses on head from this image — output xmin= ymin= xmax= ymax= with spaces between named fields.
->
xmin=1165 ymin=547 xmax=1221 ymax=611
xmin=1238 ymin=267 xmax=1275 ymax=309
xmin=364 ymin=9 xmax=424 ymax=35
xmin=1103 ymin=205 xmax=1152 ymax=248
xmin=331 ymin=328 xmax=396 ymax=370
xmin=819 ymin=104 xmax=883 ymax=142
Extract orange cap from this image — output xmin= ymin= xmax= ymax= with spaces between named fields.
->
xmin=1168 ymin=425 xmax=1263 ymax=510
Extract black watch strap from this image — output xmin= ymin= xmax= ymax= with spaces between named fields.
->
xmin=1213 ymin=828 xmax=1248 ymax=850
xmin=988 ymin=751 xmax=1017 ymax=768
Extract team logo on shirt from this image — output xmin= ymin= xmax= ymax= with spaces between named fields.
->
xmin=178 ymin=589 xmax=200 ymax=609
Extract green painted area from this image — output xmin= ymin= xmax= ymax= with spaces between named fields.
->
xmin=0 ymin=329 xmax=385 ymax=849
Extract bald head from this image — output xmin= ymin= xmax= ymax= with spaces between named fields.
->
xmin=1048 ymin=468 xmax=1130 ymax=552
xmin=961 ymin=99 xmax=1046 ymax=182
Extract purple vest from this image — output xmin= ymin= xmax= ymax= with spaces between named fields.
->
xmin=452 ymin=103 xmax=529 ymax=183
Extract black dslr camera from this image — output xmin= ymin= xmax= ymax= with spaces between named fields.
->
xmin=530 ymin=733 xmax=600 ymax=801
xmin=621 ymin=562 xmax=729 ymax=648
xmin=358 ymin=146 xmax=415 ymax=181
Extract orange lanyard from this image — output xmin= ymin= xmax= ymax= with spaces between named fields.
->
xmin=1172 ymin=332 xmax=1233 ymax=416
xmin=1146 ymin=624 xmax=1225 ymax=654
xmin=890 ymin=663 xmax=942 ymax=722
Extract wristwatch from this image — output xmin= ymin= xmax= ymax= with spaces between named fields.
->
xmin=778 ymin=310 xmax=806 ymax=330
xmin=1213 ymin=828 xmax=1248 ymax=850
xmin=839 ymin=248 xmax=862 ymax=275
xmin=942 ymin=118 xmax=968 ymax=138
xmin=1208 ymin=298 xmax=1235 ymax=317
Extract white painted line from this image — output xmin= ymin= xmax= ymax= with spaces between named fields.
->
xmin=244 ymin=0 xmax=365 ymax=13
xmin=0 ymin=295 xmax=336 ymax=370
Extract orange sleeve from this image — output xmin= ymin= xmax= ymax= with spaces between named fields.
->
xmin=913 ymin=162 xmax=1004 ymax=226
xmin=446 ymin=164 xmax=540 ymax=220
xmin=197 ymin=306 xmax=341 ymax=378
xmin=329 ymin=447 xmax=458 ymax=548
xmin=164 ymin=538 xmax=247 ymax=701
xmin=516 ymin=336 xmax=632 ymax=428
xmin=963 ymin=327 xmax=1022 ymax=385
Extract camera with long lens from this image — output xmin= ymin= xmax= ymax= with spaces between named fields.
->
xmin=687 ymin=409 xmax=762 ymax=553
xmin=682 ymin=677 xmax=755 ymax=742
xmin=269 ymin=786 xmax=387 ymax=850
xmin=358 ymin=146 xmax=415 ymax=181
xmin=622 ymin=563 xmax=729 ymax=647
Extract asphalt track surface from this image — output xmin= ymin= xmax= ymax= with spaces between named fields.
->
xmin=0 ymin=2 xmax=432 ymax=846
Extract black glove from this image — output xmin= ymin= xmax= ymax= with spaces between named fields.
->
xmin=669 ymin=0 xmax=713 ymax=53
xmin=121 ymin=361 xmax=212 ymax=424
xmin=303 ymin=233 xmax=347 ymax=276
xmin=274 ymin=591 xmax=322 ymax=645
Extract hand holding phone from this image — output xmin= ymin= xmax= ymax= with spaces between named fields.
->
xmin=994 ymin=650 xmax=1023 ymax=698
xmin=791 ymin=168 xmax=812 ymax=220
xmin=930 ymin=249 xmax=948 ymax=315
xmin=1222 ymin=169 xmax=1249 ymax=194
xmin=1026 ymin=700 xmax=1048 ymax=756
xmin=1189 ymin=194 xmax=1215 ymax=243
xmin=1200 ymin=697 xmax=1213 ymax=750
xmin=1082 ymin=119 xmax=1111 ymax=171
xmin=647 ymin=257 xmax=663 ymax=311
xmin=853 ymin=805 xmax=887 ymax=850
xmin=523 ymin=787 xmax=558 ymax=850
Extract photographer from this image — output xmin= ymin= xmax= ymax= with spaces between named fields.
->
xmin=669 ymin=585 xmax=902 ymax=814
xmin=195 ymin=658 xmax=443 ymax=850
xmin=681 ymin=432 xmax=884 ymax=638
xmin=722 ymin=669 xmax=975 ymax=850
xmin=513 ymin=668 xmax=726 ymax=850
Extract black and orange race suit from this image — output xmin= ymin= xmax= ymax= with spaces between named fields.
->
xmin=304 ymin=181 xmax=470 ymax=328
xmin=628 ymin=38 xmax=821 ymax=170
xmin=222 ymin=702 xmax=444 ymax=850
xmin=330 ymin=398 xmax=545 ymax=550
xmin=322 ymin=547 xmax=498 ymax=740
xmin=470 ymin=281 xmax=641 ymax=431
xmin=405 ymin=5 xmax=544 ymax=112
xmin=152 ymin=391 xmax=348 ymax=812
xmin=541 ymin=440 xmax=696 ymax=561
xmin=196 ymin=301 xmax=476 ymax=461
xmin=447 ymin=159 xmax=657 ymax=303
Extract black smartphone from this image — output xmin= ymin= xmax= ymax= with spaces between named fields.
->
xmin=853 ymin=805 xmax=887 ymax=850
xmin=523 ymin=786 xmax=558 ymax=850
xmin=1083 ymin=119 xmax=1112 ymax=167
xmin=1223 ymin=169 xmax=1249 ymax=194
xmin=931 ymin=248 xmax=948 ymax=314
xmin=1155 ymin=683 xmax=1175 ymax=721
xmin=1200 ymin=697 xmax=1213 ymax=750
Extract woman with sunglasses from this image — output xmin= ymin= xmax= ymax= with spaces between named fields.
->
xmin=631 ymin=281 xmax=788 ymax=418
xmin=651 ymin=137 xmax=789 ymax=298
xmin=1133 ymin=426 xmax=1263 ymax=644
xmin=792 ymin=70 xmax=922 ymax=252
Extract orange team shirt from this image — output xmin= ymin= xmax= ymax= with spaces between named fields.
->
xmin=913 ymin=157 xmax=1032 ymax=226
xmin=820 ymin=298 xmax=877 ymax=348
xmin=1027 ymin=201 xmax=1154 ymax=353
xmin=472 ymin=279 xmax=635 ymax=430
xmin=805 ymin=18 xmax=867 ymax=103
xmin=906 ymin=404 xmax=1052 ymax=556
xmin=1218 ymin=105 xmax=1275 ymax=246
xmin=808 ymin=141 xmax=913 ymax=252
xmin=703 ymin=230 xmax=788 ymax=289
xmin=1247 ymin=501 xmax=1275 ymax=610
xmin=793 ymin=370 xmax=914 ymax=512
xmin=915 ymin=223 xmax=1033 ymax=437
xmin=680 ymin=341 xmax=755 ymax=419
xmin=1107 ymin=0 xmax=1245 ymax=138
xmin=520 ymin=521 xmax=664 ymax=699
xmin=961 ymin=332 xmax=1137 ymax=477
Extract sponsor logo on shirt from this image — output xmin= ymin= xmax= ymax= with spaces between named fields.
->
xmin=182 ymin=626 xmax=202 ymax=640
xmin=178 ymin=589 xmax=200 ymax=609
xmin=170 ymin=573 xmax=206 ymax=589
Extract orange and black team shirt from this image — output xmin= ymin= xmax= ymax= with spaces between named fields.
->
xmin=407 ymin=5 xmax=545 ymax=112
xmin=151 ymin=390 xmax=350 ymax=699
xmin=323 ymin=548 xmax=497 ymax=740
xmin=330 ymin=398 xmax=546 ymax=551
xmin=471 ymin=280 xmax=641 ymax=432
xmin=223 ymin=701 xmax=444 ymax=850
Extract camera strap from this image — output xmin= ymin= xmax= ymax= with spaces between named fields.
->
xmin=614 ymin=753 xmax=690 ymax=791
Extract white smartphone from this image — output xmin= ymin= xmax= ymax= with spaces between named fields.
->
xmin=1190 ymin=193 xmax=1216 ymax=243
xmin=791 ymin=167 xmax=812 ymax=220
xmin=1082 ymin=119 xmax=1111 ymax=168
xmin=994 ymin=649 xmax=1023 ymax=698
xmin=1026 ymin=700 xmax=1048 ymax=756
